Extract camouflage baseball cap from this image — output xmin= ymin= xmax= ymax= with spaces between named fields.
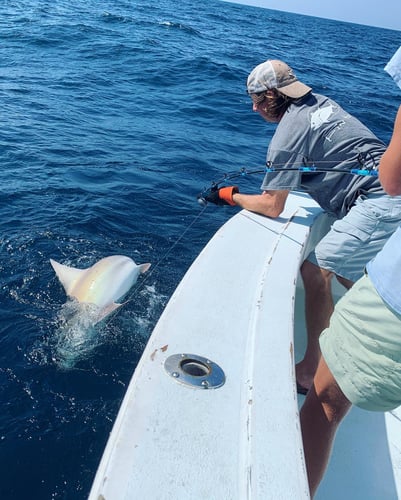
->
xmin=247 ymin=59 xmax=311 ymax=98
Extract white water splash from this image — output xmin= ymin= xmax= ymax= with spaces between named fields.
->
xmin=53 ymin=300 xmax=105 ymax=369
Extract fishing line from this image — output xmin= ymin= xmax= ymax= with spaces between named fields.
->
xmin=104 ymin=204 xmax=209 ymax=326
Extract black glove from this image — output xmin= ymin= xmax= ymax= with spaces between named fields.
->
xmin=200 ymin=185 xmax=239 ymax=206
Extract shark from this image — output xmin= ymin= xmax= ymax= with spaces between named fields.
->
xmin=50 ymin=255 xmax=151 ymax=322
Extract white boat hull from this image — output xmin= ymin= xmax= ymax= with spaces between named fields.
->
xmin=89 ymin=192 xmax=401 ymax=499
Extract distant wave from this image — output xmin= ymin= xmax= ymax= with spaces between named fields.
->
xmin=158 ymin=20 xmax=201 ymax=35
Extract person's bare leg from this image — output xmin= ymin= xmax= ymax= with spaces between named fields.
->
xmin=296 ymin=261 xmax=335 ymax=391
xmin=300 ymin=357 xmax=351 ymax=498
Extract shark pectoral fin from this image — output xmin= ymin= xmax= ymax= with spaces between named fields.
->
xmin=50 ymin=259 xmax=86 ymax=296
xmin=97 ymin=302 xmax=123 ymax=322
xmin=139 ymin=263 xmax=151 ymax=274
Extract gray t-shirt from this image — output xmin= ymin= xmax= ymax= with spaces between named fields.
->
xmin=261 ymin=93 xmax=386 ymax=217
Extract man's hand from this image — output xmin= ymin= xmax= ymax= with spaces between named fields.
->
xmin=200 ymin=185 xmax=239 ymax=206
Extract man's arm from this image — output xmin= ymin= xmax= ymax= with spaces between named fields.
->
xmin=379 ymin=105 xmax=401 ymax=196
xmin=232 ymin=189 xmax=289 ymax=218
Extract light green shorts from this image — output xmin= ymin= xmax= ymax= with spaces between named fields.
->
xmin=320 ymin=274 xmax=401 ymax=411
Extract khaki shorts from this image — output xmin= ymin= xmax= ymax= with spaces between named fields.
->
xmin=320 ymin=274 xmax=401 ymax=411
xmin=307 ymin=194 xmax=401 ymax=282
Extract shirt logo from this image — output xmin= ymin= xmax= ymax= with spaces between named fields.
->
xmin=310 ymin=105 xmax=334 ymax=130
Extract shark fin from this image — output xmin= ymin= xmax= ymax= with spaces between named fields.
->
xmin=50 ymin=259 xmax=87 ymax=296
xmin=139 ymin=263 xmax=151 ymax=273
xmin=97 ymin=302 xmax=122 ymax=323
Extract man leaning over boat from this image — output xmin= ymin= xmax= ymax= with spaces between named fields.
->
xmin=204 ymin=58 xmax=401 ymax=394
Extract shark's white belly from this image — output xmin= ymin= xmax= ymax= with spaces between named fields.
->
xmin=71 ymin=257 xmax=140 ymax=308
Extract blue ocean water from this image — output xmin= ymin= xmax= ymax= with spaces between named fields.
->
xmin=0 ymin=0 xmax=400 ymax=497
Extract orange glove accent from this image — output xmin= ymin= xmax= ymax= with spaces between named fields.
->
xmin=219 ymin=186 xmax=239 ymax=206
